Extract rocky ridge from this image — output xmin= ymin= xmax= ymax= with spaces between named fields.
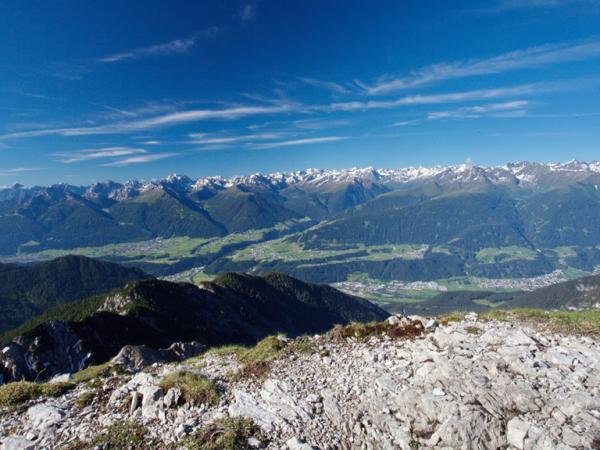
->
xmin=1 ymin=314 xmax=599 ymax=449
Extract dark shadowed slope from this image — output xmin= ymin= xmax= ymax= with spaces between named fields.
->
xmin=0 ymin=255 xmax=149 ymax=333
xmin=0 ymin=272 xmax=388 ymax=382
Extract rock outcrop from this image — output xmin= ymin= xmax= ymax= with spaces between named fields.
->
xmin=111 ymin=341 xmax=206 ymax=373
xmin=1 ymin=314 xmax=599 ymax=449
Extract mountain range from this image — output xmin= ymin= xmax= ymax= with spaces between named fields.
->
xmin=0 ymin=268 xmax=387 ymax=382
xmin=2 ymin=160 xmax=600 ymax=254
xmin=2 ymin=160 xmax=600 ymax=310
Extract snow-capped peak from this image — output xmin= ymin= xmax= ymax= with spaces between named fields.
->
xmin=4 ymin=161 xmax=600 ymax=200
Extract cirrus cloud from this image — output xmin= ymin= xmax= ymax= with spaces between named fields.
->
xmin=360 ymin=39 xmax=600 ymax=94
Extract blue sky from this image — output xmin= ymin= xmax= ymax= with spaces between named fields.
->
xmin=1 ymin=0 xmax=600 ymax=185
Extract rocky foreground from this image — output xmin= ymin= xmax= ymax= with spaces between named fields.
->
xmin=1 ymin=313 xmax=600 ymax=449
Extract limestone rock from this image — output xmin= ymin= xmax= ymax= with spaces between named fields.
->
xmin=112 ymin=341 xmax=205 ymax=372
xmin=507 ymin=417 xmax=530 ymax=449
xmin=0 ymin=437 xmax=36 ymax=450
xmin=1 ymin=314 xmax=599 ymax=450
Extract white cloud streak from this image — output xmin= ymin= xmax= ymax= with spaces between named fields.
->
xmin=101 ymin=152 xmax=179 ymax=167
xmin=0 ymin=167 xmax=45 ymax=176
xmin=426 ymin=100 xmax=529 ymax=120
xmin=362 ymin=40 xmax=600 ymax=94
xmin=95 ymin=28 xmax=220 ymax=63
xmin=298 ymin=77 xmax=352 ymax=94
xmin=1 ymin=104 xmax=293 ymax=139
xmin=252 ymin=136 xmax=348 ymax=149
xmin=327 ymin=82 xmax=553 ymax=112
xmin=58 ymin=147 xmax=147 ymax=163
xmin=394 ymin=100 xmax=529 ymax=126
xmin=0 ymin=79 xmax=582 ymax=141
xmin=491 ymin=0 xmax=600 ymax=11
xmin=189 ymin=132 xmax=288 ymax=145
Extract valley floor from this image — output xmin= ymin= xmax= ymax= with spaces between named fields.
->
xmin=1 ymin=314 xmax=600 ymax=449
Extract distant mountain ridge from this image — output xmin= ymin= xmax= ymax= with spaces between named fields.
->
xmin=2 ymin=160 xmax=600 ymax=256
xmin=510 ymin=273 xmax=600 ymax=310
xmin=0 ymin=272 xmax=388 ymax=382
xmin=4 ymin=160 xmax=600 ymax=196
xmin=0 ymin=255 xmax=149 ymax=333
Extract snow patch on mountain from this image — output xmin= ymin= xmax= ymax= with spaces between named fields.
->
xmin=2 ymin=160 xmax=600 ymax=201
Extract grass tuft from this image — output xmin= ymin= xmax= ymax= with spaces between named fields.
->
xmin=483 ymin=308 xmax=600 ymax=336
xmin=239 ymin=335 xmax=287 ymax=366
xmin=0 ymin=381 xmax=74 ymax=407
xmin=182 ymin=417 xmax=266 ymax=450
xmin=75 ymin=391 xmax=96 ymax=408
xmin=159 ymin=371 xmax=219 ymax=406
xmin=331 ymin=320 xmax=424 ymax=341
xmin=207 ymin=344 xmax=248 ymax=357
xmin=65 ymin=421 xmax=164 ymax=449
xmin=72 ymin=362 xmax=110 ymax=383
xmin=439 ymin=308 xmax=600 ymax=336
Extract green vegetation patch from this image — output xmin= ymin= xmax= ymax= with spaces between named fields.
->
xmin=475 ymin=246 xmax=538 ymax=264
xmin=182 ymin=417 xmax=266 ymax=450
xmin=234 ymin=335 xmax=289 ymax=380
xmin=0 ymin=381 xmax=74 ymax=407
xmin=239 ymin=335 xmax=288 ymax=366
xmin=231 ymin=335 xmax=315 ymax=381
xmin=72 ymin=362 xmax=111 ymax=383
xmin=440 ymin=308 xmax=600 ymax=336
xmin=75 ymin=391 xmax=96 ymax=408
xmin=484 ymin=308 xmax=600 ymax=336
xmin=159 ymin=371 xmax=219 ymax=406
xmin=206 ymin=344 xmax=248 ymax=358
xmin=70 ymin=421 xmax=164 ymax=449
xmin=331 ymin=320 xmax=424 ymax=341
xmin=231 ymin=238 xmax=430 ymax=264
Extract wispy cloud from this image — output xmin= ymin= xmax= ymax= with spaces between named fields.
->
xmin=0 ymin=88 xmax=49 ymax=100
xmin=488 ymin=0 xmax=600 ymax=12
xmin=252 ymin=136 xmax=348 ymax=149
xmin=95 ymin=27 xmax=220 ymax=64
xmin=327 ymin=82 xmax=556 ymax=112
xmin=292 ymin=118 xmax=352 ymax=130
xmin=0 ymin=167 xmax=45 ymax=176
xmin=361 ymin=39 xmax=600 ymax=94
xmin=0 ymin=79 xmax=583 ymax=141
xmin=426 ymin=100 xmax=529 ymax=120
xmin=101 ymin=152 xmax=179 ymax=166
xmin=394 ymin=100 xmax=529 ymax=126
xmin=57 ymin=146 xmax=147 ymax=163
xmin=1 ymin=103 xmax=293 ymax=139
xmin=298 ymin=77 xmax=352 ymax=95
xmin=189 ymin=132 xmax=288 ymax=145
